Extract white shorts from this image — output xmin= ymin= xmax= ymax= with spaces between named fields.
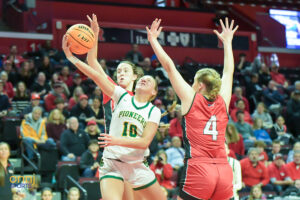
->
xmin=99 ymin=158 xmax=156 ymax=190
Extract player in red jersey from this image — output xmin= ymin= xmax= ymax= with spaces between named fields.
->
xmin=147 ymin=18 xmax=238 ymax=200
xmin=86 ymin=14 xmax=144 ymax=200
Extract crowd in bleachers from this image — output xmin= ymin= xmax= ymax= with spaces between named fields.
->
xmin=0 ymin=41 xmax=299 ymax=200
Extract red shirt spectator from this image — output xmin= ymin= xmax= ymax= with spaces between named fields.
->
xmin=259 ymin=151 xmax=269 ymax=162
xmin=226 ymin=124 xmax=245 ymax=157
xmin=268 ymin=155 xmax=289 ymax=182
xmin=285 ymin=151 xmax=300 ymax=181
xmin=228 ymin=149 xmax=237 ymax=159
xmin=229 ymin=86 xmax=250 ymax=112
xmin=169 ymin=118 xmax=182 ymax=139
xmin=240 ymin=149 xmax=269 ymax=187
xmin=44 ymin=82 xmax=67 ymax=112
xmin=3 ymin=81 xmax=14 ymax=99
xmin=230 ymin=108 xmax=253 ymax=125
xmin=4 ymin=45 xmax=25 ymax=68
xmin=270 ymin=65 xmax=287 ymax=86
xmin=59 ymin=66 xmax=73 ymax=87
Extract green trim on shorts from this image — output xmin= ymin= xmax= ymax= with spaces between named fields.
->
xmin=100 ymin=175 xmax=124 ymax=182
xmin=133 ymin=178 xmax=157 ymax=191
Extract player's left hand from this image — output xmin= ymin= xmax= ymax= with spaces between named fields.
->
xmin=213 ymin=17 xmax=238 ymax=44
xmin=146 ymin=18 xmax=163 ymax=41
xmin=62 ymin=34 xmax=73 ymax=58
xmin=87 ymin=13 xmax=99 ymax=36
xmin=98 ymin=134 xmax=117 ymax=148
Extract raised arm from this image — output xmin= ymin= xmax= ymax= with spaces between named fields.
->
xmin=214 ymin=18 xmax=238 ymax=110
xmin=86 ymin=14 xmax=107 ymax=76
xmin=147 ymin=19 xmax=194 ymax=107
xmin=62 ymin=35 xmax=115 ymax=97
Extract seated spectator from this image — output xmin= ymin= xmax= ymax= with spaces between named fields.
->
xmin=154 ymin=99 xmax=169 ymax=123
xmin=125 ymin=44 xmax=144 ymax=64
xmin=41 ymin=187 xmax=53 ymax=200
xmin=49 ymin=73 xmax=70 ymax=97
xmin=285 ymin=150 xmax=300 ymax=181
xmin=141 ymin=57 xmax=155 ymax=77
xmin=150 ymin=150 xmax=175 ymax=190
xmin=0 ymin=71 xmax=14 ymax=99
xmin=46 ymin=109 xmax=66 ymax=143
xmin=267 ymin=140 xmax=281 ymax=162
xmin=59 ymin=66 xmax=73 ymax=87
xmin=2 ymin=60 xmax=18 ymax=85
xmin=248 ymin=185 xmax=267 ymax=200
xmin=165 ymin=136 xmax=184 ymax=170
xmin=236 ymin=53 xmax=251 ymax=74
xmin=226 ymin=123 xmax=245 ymax=158
xmin=4 ymin=44 xmax=25 ymax=68
xmin=155 ymin=64 xmax=170 ymax=86
xmin=17 ymin=61 xmax=35 ymax=88
xmin=21 ymin=107 xmax=56 ymax=159
xmin=254 ymin=141 xmax=268 ymax=163
xmin=54 ymin=97 xmax=69 ymax=118
xmin=156 ymin=123 xmax=171 ymax=150
xmin=67 ymin=187 xmax=80 ymax=200
xmin=69 ymin=73 xmax=87 ymax=95
xmin=286 ymin=89 xmax=300 ymax=138
xmin=283 ymin=179 xmax=300 ymax=197
xmin=267 ymin=153 xmax=293 ymax=195
xmin=79 ymin=140 xmax=102 ymax=177
xmin=235 ymin=111 xmax=255 ymax=149
xmin=287 ymin=142 xmax=300 ymax=163
xmin=30 ymin=72 xmax=51 ymax=99
xmin=162 ymin=87 xmax=178 ymax=109
xmin=0 ymin=142 xmax=14 ymax=200
xmin=38 ymin=55 xmax=54 ymax=80
xmin=84 ymin=120 xmax=100 ymax=140
xmin=12 ymin=82 xmax=30 ymax=101
xmin=60 ymin=117 xmax=90 ymax=161
xmin=270 ymin=116 xmax=294 ymax=145
xmin=168 ymin=105 xmax=183 ymax=139
xmin=90 ymin=96 xmax=104 ymax=131
xmin=229 ymin=86 xmax=250 ymax=112
xmin=258 ymin=63 xmax=272 ymax=88
xmin=88 ymin=86 xmax=102 ymax=105
xmin=240 ymin=148 xmax=272 ymax=192
xmin=245 ymin=73 xmax=263 ymax=107
xmin=270 ymin=64 xmax=288 ymax=87
xmin=231 ymin=99 xmax=253 ymax=125
xmin=68 ymin=86 xmax=84 ymax=110
xmin=22 ymin=93 xmax=43 ymax=117
xmin=263 ymin=80 xmax=285 ymax=108
xmin=44 ymin=82 xmax=67 ymax=112
xmin=0 ymin=80 xmax=11 ymax=120
xmin=225 ymin=143 xmax=242 ymax=199
xmin=251 ymin=102 xmax=273 ymax=129
xmin=70 ymin=94 xmax=94 ymax=128
xmin=253 ymin=118 xmax=272 ymax=145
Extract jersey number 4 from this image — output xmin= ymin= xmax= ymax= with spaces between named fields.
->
xmin=122 ymin=122 xmax=137 ymax=137
xmin=203 ymin=115 xmax=218 ymax=141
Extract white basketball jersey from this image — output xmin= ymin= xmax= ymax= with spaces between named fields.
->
xmin=103 ymin=86 xmax=161 ymax=163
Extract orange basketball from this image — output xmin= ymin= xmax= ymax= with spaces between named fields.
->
xmin=66 ymin=24 xmax=95 ymax=55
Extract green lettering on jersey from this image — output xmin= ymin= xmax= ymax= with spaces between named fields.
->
xmin=129 ymin=112 xmax=134 ymax=118
xmin=133 ymin=113 xmax=138 ymax=120
xmin=119 ymin=111 xmax=124 ymax=118
xmin=122 ymin=122 xmax=129 ymax=137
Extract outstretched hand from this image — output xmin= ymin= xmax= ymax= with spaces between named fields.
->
xmin=146 ymin=18 xmax=163 ymax=41
xmin=87 ymin=13 xmax=99 ymax=36
xmin=213 ymin=18 xmax=238 ymax=44
xmin=98 ymin=134 xmax=118 ymax=148
xmin=62 ymin=34 xmax=72 ymax=58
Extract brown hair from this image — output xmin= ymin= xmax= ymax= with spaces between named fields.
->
xmin=195 ymin=68 xmax=221 ymax=100
xmin=248 ymin=185 xmax=262 ymax=200
xmin=0 ymin=142 xmax=10 ymax=187
xmin=225 ymin=123 xmax=240 ymax=143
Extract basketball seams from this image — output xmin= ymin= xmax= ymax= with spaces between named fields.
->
xmin=67 ymin=32 xmax=90 ymax=50
xmin=73 ymin=27 xmax=95 ymax=43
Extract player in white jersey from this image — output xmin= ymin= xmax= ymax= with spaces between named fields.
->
xmin=62 ymin=35 xmax=166 ymax=200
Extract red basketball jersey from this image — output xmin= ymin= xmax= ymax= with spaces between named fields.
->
xmin=182 ymin=93 xmax=229 ymax=163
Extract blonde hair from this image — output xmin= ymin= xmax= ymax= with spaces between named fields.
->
xmin=195 ymin=68 xmax=221 ymax=100
xmin=226 ymin=123 xmax=240 ymax=143
xmin=48 ymin=109 xmax=65 ymax=124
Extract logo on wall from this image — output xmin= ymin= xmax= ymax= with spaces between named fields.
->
xmin=167 ymin=32 xmax=180 ymax=46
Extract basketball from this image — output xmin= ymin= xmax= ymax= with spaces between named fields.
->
xmin=66 ymin=24 xmax=95 ymax=55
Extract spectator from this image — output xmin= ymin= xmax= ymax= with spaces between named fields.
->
xmin=226 ymin=123 xmax=245 ymax=158
xmin=258 ymin=63 xmax=272 ymax=88
xmin=154 ymin=99 xmax=169 ymax=123
xmin=285 ymin=150 xmax=300 ymax=181
xmin=0 ymin=142 xmax=14 ymax=200
xmin=240 ymin=148 xmax=271 ymax=192
xmin=141 ymin=57 xmax=155 ymax=76
xmin=59 ymin=66 xmax=73 ymax=87
xmin=165 ymin=136 xmax=185 ymax=170
xmin=88 ymin=86 xmax=102 ymax=105
xmin=17 ymin=61 xmax=35 ymax=88
xmin=229 ymin=86 xmax=250 ymax=112
xmin=12 ymin=82 xmax=30 ymax=101
xmin=84 ymin=120 xmax=100 ymax=140
xmin=90 ymin=96 xmax=104 ymax=130
xmin=21 ymin=107 xmax=56 ymax=159
xmin=150 ymin=150 xmax=175 ymax=190
xmin=49 ymin=73 xmax=70 ymax=97
xmin=267 ymin=140 xmax=281 ymax=162
xmin=236 ymin=53 xmax=251 ymax=73
xmin=156 ymin=123 xmax=171 ymax=150
xmin=4 ymin=44 xmax=24 ymax=68
xmin=44 ymin=82 xmax=67 ymax=112
xmin=287 ymin=142 xmax=300 ymax=163
xmin=248 ymin=185 xmax=267 ymax=200
xmin=80 ymin=140 xmax=102 ymax=177
xmin=254 ymin=141 xmax=268 ymax=162
xmin=0 ymin=80 xmax=11 ymax=119
xmin=98 ymin=59 xmax=110 ymax=76
xmin=270 ymin=64 xmax=288 ymax=87
xmin=263 ymin=80 xmax=285 ymax=108
xmin=22 ymin=93 xmax=43 ymax=117
xmin=69 ymin=73 xmax=87 ymax=95
xmin=38 ymin=55 xmax=54 ymax=80
xmin=253 ymin=118 xmax=272 ymax=145
xmin=283 ymin=179 xmax=300 ymax=197
xmin=168 ymin=105 xmax=183 ymax=139
xmin=251 ymin=102 xmax=273 ymax=129
xmin=54 ymin=97 xmax=69 ymax=119
xmin=163 ymin=87 xmax=178 ymax=109
xmin=30 ymin=72 xmax=51 ymax=99
xmin=286 ymin=89 xmax=300 ymax=138
xmin=2 ymin=60 xmax=18 ymax=85
xmin=225 ymin=143 xmax=242 ymax=200
xmin=230 ymin=99 xmax=252 ymax=124
xmin=68 ymin=86 xmax=84 ymax=110
xmin=70 ymin=94 xmax=94 ymax=128
xmin=67 ymin=187 xmax=80 ymax=200
xmin=235 ymin=111 xmax=255 ymax=149
xmin=60 ymin=117 xmax=90 ymax=161
xmin=41 ymin=187 xmax=53 ymax=200
xmin=270 ymin=116 xmax=294 ymax=145
xmin=267 ymin=153 xmax=293 ymax=194
xmin=46 ymin=109 xmax=66 ymax=143
xmin=245 ymin=73 xmax=263 ymax=107
xmin=0 ymin=71 xmax=14 ymax=99
xmin=125 ymin=44 xmax=144 ymax=64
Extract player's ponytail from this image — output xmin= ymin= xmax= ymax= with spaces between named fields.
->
xmin=195 ymin=68 xmax=221 ymax=101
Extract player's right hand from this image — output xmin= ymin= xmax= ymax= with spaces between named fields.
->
xmin=87 ymin=13 xmax=99 ymax=36
xmin=146 ymin=18 xmax=163 ymax=41
xmin=62 ymin=35 xmax=73 ymax=59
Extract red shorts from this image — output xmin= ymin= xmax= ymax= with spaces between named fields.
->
xmin=179 ymin=160 xmax=233 ymax=200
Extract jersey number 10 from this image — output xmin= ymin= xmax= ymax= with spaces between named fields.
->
xmin=203 ymin=115 xmax=218 ymax=141
xmin=122 ymin=122 xmax=138 ymax=137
